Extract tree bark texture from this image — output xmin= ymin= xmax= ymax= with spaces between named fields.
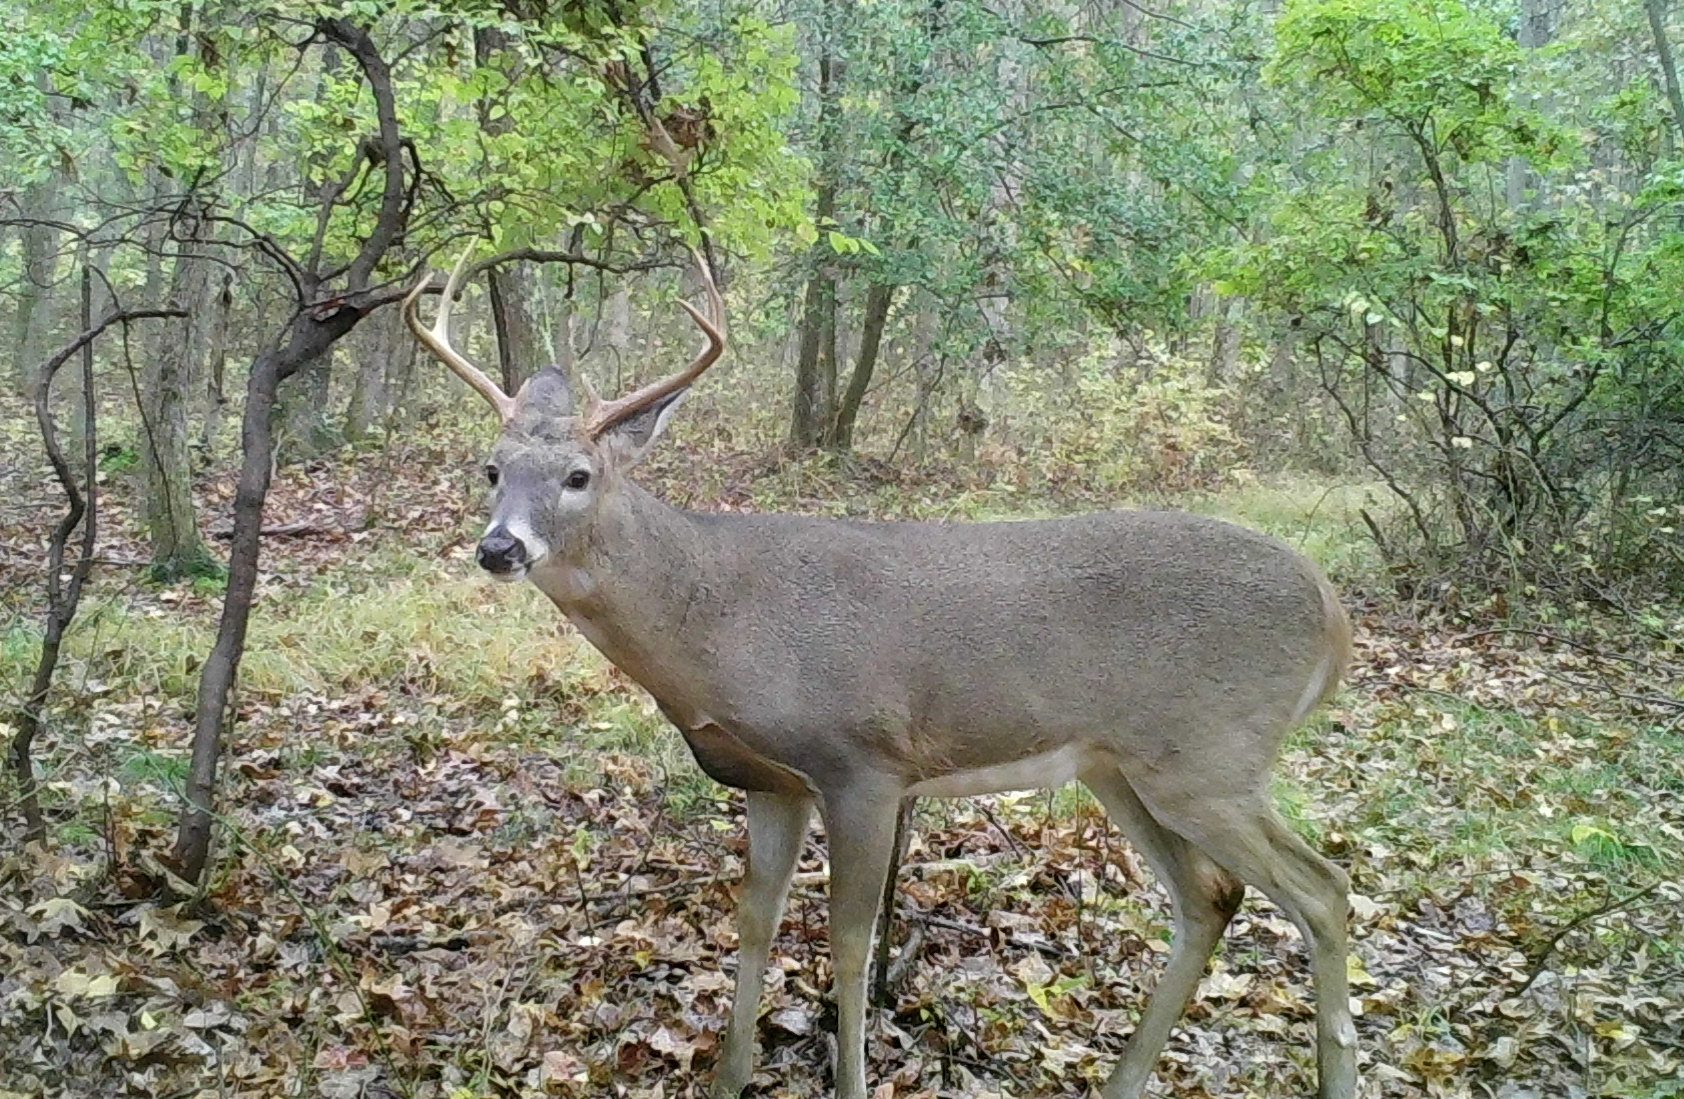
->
xmin=140 ymin=229 xmax=213 ymax=579
xmin=477 ymin=26 xmax=547 ymax=390
xmin=789 ymin=35 xmax=843 ymax=448
xmin=171 ymin=310 xmax=360 ymax=882
xmin=830 ymin=282 xmax=895 ymax=450
xmin=198 ymin=269 xmax=233 ymax=452
xmin=1647 ymin=0 xmax=1684 ymax=144
xmin=11 ymin=179 xmax=61 ymax=396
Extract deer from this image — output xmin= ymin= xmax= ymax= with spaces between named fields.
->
xmin=402 ymin=245 xmax=1359 ymax=1099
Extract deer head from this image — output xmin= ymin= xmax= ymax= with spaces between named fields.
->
xmin=402 ymin=244 xmax=725 ymax=582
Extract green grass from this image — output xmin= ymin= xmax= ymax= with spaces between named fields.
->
xmin=2 ymin=539 xmax=738 ymax=823
xmin=57 ymin=548 xmax=582 ymax=707
xmin=1324 ymin=696 xmax=1679 ymax=889
xmin=120 ymin=746 xmax=190 ymax=787
xmin=1186 ymin=475 xmax=1387 ymax=584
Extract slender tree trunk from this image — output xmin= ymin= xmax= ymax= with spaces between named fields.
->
xmin=280 ymin=353 xmax=336 ymax=460
xmin=11 ymin=268 xmax=98 ymax=844
xmin=278 ymin=46 xmax=345 ymax=461
xmin=171 ymin=312 xmax=357 ymax=882
xmin=792 ymin=265 xmax=838 ymax=448
xmin=198 ymin=270 xmax=232 ymax=453
xmin=383 ymin=323 xmax=419 ymax=432
xmin=10 ymin=182 xmax=60 ymax=397
xmin=1648 ymin=0 xmax=1684 ymax=144
xmin=604 ymin=286 xmax=631 ymax=390
xmin=13 ymin=279 xmax=183 ymax=845
xmin=789 ymin=33 xmax=844 ymax=448
xmin=1207 ymin=295 xmax=1244 ymax=386
xmin=1507 ymin=0 xmax=1553 ymax=209
xmin=826 ymin=0 xmax=946 ymax=452
xmin=487 ymin=267 xmax=546 ymax=389
xmin=830 ymin=282 xmax=895 ymax=450
xmin=345 ymin=303 xmax=398 ymax=442
xmin=476 ymin=26 xmax=545 ymax=390
xmin=140 ymin=220 xmax=213 ymax=580
xmin=171 ymin=15 xmax=408 ymax=884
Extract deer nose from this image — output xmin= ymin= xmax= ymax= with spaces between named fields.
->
xmin=477 ymin=529 xmax=528 ymax=574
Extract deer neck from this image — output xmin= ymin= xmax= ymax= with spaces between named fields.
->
xmin=529 ymin=480 xmax=721 ymax=709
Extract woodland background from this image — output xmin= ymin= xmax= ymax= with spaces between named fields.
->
xmin=2 ymin=0 xmax=1682 ymax=1097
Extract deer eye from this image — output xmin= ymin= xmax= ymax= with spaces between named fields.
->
xmin=485 ymin=465 xmax=500 ymax=487
xmin=566 ymin=469 xmax=591 ymax=490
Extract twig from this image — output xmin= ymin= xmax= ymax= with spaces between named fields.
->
xmin=919 ymin=913 xmax=1077 ymax=960
xmin=570 ymin=853 xmax=594 ymax=933
xmin=209 ymin=519 xmax=333 ymax=540
xmin=1454 ymin=627 xmax=1651 ymax=667
xmin=10 ymin=272 xmax=185 ymax=843
xmin=880 ymin=922 xmax=926 ymax=1002
xmin=1514 ymin=882 xmax=1664 ymax=994
xmin=873 ymin=798 xmax=915 ymax=1008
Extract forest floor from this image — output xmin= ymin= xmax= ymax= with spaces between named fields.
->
xmin=2 ymin=403 xmax=1682 ymax=1099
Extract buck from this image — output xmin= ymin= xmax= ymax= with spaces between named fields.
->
xmin=403 ymin=248 xmax=1359 ymax=1099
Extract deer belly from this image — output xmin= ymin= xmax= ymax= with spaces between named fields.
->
xmin=906 ymin=744 xmax=1096 ymax=798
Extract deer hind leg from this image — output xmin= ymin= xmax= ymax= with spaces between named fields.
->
xmin=713 ymin=792 xmax=812 ymax=1099
xmin=819 ymin=787 xmax=902 ymax=1099
xmin=1133 ymin=782 xmax=1357 ymax=1099
xmin=1082 ymin=767 xmax=1244 ymax=1099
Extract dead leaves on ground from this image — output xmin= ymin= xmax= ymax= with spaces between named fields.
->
xmin=3 ymin=406 xmax=1682 ymax=1098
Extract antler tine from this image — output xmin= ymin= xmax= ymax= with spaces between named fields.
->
xmin=583 ymin=245 xmax=727 ymax=439
xmin=403 ymin=239 xmax=516 ymax=423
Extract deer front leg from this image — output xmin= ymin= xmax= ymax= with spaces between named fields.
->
xmin=714 ymin=792 xmax=812 ymax=1099
xmin=822 ymin=788 xmax=902 ymax=1099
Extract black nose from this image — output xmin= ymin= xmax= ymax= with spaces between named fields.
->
xmin=477 ymin=530 xmax=528 ymax=573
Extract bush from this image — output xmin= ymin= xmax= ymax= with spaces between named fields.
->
xmin=1004 ymin=337 xmax=1244 ymax=496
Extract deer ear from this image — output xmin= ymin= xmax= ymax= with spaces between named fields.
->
xmin=599 ymin=388 xmax=688 ymax=466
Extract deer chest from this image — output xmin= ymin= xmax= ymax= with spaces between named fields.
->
xmin=657 ymin=704 xmax=813 ymax=797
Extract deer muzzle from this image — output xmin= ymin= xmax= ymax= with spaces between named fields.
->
xmin=476 ymin=528 xmax=529 ymax=579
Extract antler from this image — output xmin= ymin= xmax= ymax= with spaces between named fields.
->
xmin=403 ymin=240 xmax=517 ymax=422
xmin=581 ymin=246 xmax=726 ymax=438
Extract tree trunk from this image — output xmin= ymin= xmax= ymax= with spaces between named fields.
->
xmin=1207 ymin=295 xmax=1244 ymax=386
xmin=279 ymin=353 xmax=336 ymax=460
xmin=476 ymin=26 xmax=546 ymax=390
xmin=140 ymin=227 xmax=213 ymax=580
xmin=12 ymin=267 xmax=99 ymax=845
xmin=1506 ymin=0 xmax=1553 ymax=209
xmin=604 ymin=286 xmax=631 ymax=390
xmin=10 ymin=181 xmax=60 ymax=396
xmin=488 ymin=266 xmax=546 ymax=389
xmin=345 ymin=304 xmax=399 ymax=443
xmin=829 ymin=282 xmax=895 ymax=451
xmin=198 ymin=270 xmax=233 ymax=453
xmin=826 ymin=0 xmax=945 ymax=452
xmin=789 ymin=32 xmax=844 ymax=449
xmin=1647 ymin=0 xmax=1684 ymax=144
xmin=383 ymin=322 xmax=419 ymax=432
xmin=171 ymin=311 xmax=359 ymax=882
xmin=277 ymin=45 xmax=344 ymax=461
xmin=171 ymin=15 xmax=407 ymax=885
xmin=791 ymin=265 xmax=839 ymax=448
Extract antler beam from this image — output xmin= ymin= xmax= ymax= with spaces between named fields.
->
xmin=581 ymin=246 xmax=726 ymax=438
xmin=403 ymin=240 xmax=517 ymax=422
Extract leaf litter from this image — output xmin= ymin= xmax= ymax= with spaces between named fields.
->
xmin=2 ymin=405 xmax=1681 ymax=1098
